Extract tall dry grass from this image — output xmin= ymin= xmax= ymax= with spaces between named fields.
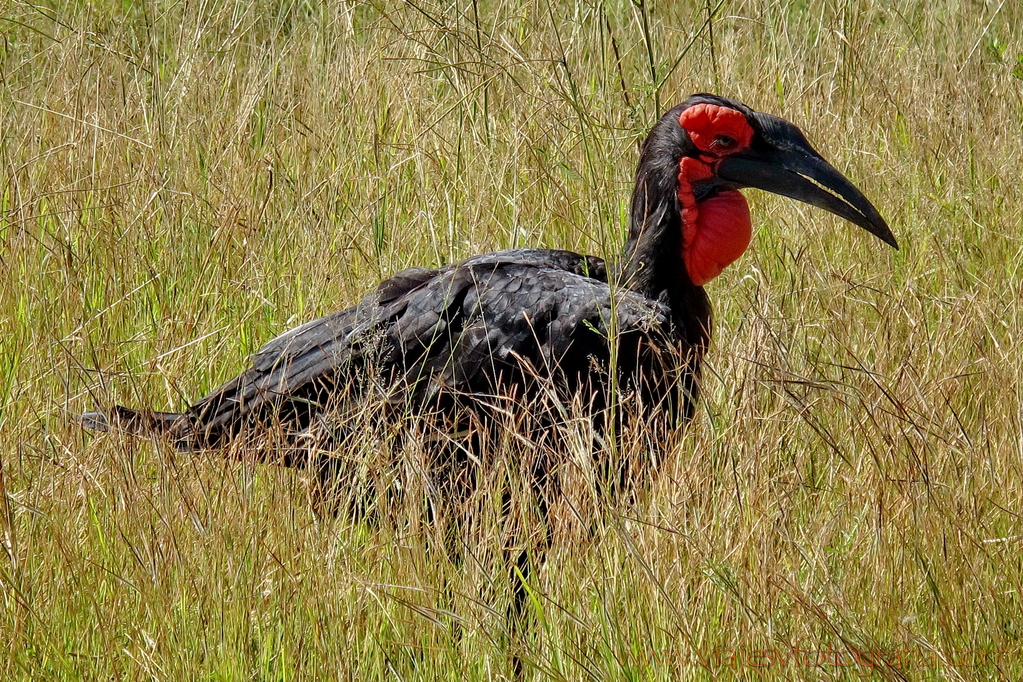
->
xmin=1 ymin=0 xmax=1022 ymax=678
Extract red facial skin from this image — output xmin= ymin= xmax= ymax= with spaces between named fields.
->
xmin=676 ymin=104 xmax=756 ymax=286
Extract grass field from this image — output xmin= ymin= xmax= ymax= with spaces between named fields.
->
xmin=2 ymin=0 xmax=1022 ymax=678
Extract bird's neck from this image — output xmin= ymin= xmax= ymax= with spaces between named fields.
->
xmin=619 ymin=149 xmax=752 ymax=349
xmin=619 ymin=178 xmax=691 ymax=298
xmin=618 ymin=180 xmax=710 ymax=352
xmin=620 ymin=153 xmax=705 ymax=295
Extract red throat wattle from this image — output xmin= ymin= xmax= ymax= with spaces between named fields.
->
xmin=677 ymin=104 xmax=756 ymax=286
xmin=682 ymin=187 xmax=751 ymax=286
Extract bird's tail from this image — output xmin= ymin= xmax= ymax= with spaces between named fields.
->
xmin=81 ymin=405 xmax=185 ymax=438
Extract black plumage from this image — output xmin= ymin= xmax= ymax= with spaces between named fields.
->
xmin=190 ymin=250 xmax=687 ymax=436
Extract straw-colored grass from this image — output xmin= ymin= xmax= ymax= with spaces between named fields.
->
xmin=2 ymin=0 xmax=1021 ymax=678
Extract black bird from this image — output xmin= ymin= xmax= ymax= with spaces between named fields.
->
xmin=83 ymin=94 xmax=896 ymax=492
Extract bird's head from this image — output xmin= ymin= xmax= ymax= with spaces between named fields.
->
xmin=631 ymin=94 xmax=897 ymax=286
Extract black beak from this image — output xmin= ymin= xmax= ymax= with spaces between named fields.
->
xmin=716 ymin=129 xmax=898 ymax=249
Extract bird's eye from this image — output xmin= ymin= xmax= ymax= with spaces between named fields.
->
xmin=715 ymin=135 xmax=737 ymax=149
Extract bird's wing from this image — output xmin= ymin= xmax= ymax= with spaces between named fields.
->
xmin=177 ymin=249 xmax=667 ymax=446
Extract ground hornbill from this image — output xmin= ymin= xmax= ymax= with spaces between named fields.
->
xmin=83 ymin=94 xmax=896 ymax=505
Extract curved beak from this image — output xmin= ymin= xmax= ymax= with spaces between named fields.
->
xmin=717 ymin=137 xmax=898 ymax=249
